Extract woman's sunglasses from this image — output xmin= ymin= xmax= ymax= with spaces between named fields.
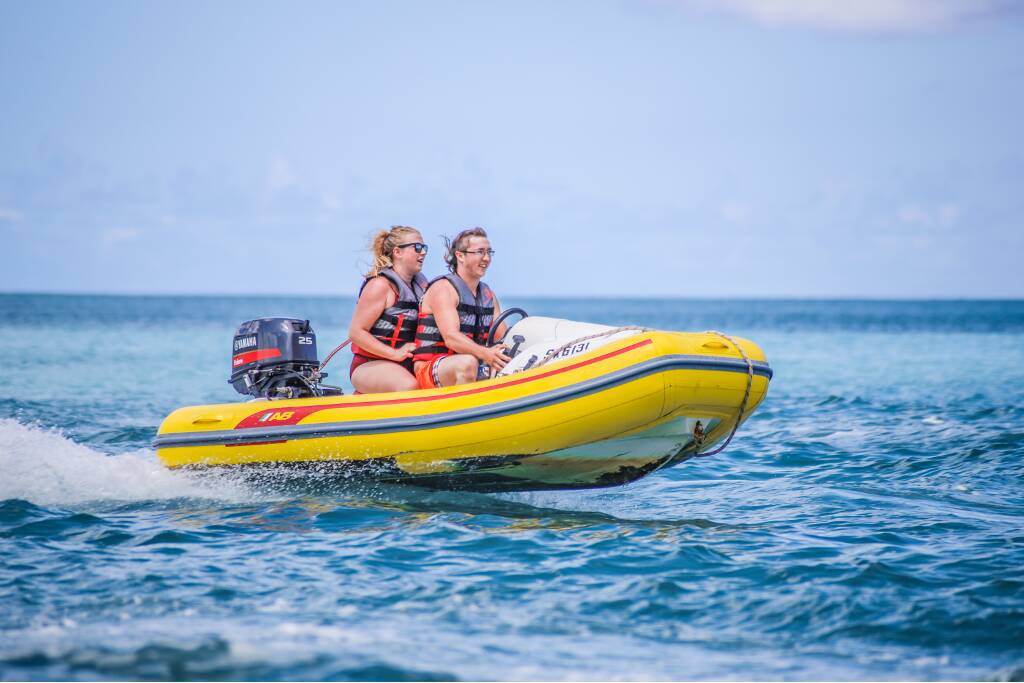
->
xmin=397 ymin=242 xmax=429 ymax=254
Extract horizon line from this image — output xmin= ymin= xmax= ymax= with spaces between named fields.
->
xmin=2 ymin=290 xmax=1023 ymax=303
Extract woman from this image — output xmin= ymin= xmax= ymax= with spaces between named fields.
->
xmin=348 ymin=226 xmax=430 ymax=393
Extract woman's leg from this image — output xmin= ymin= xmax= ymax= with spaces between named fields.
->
xmin=351 ymin=359 xmax=418 ymax=394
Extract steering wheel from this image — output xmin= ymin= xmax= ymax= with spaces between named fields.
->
xmin=486 ymin=307 xmax=529 ymax=346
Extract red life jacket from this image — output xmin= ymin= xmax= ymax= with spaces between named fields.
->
xmin=413 ymin=273 xmax=495 ymax=362
xmin=351 ymin=268 xmax=430 ymax=360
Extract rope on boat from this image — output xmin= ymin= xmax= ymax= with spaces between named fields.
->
xmin=694 ymin=330 xmax=754 ymax=458
xmin=532 ymin=326 xmax=754 ymax=457
xmin=317 ymin=339 xmax=351 ymax=374
xmin=321 ymin=325 xmax=754 ymax=458
xmin=531 ymin=326 xmax=652 ymax=370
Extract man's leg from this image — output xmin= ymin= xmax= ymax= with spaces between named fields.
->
xmin=433 ymin=355 xmax=480 ymax=387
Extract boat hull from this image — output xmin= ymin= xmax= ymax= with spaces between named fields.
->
xmin=154 ymin=332 xmax=772 ymax=491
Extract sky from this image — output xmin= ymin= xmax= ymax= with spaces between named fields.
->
xmin=1 ymin=0 xmax=1022 ymax=298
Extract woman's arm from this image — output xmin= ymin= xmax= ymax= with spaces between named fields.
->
xmin=347 ymin=278 xmax=413 ymax=362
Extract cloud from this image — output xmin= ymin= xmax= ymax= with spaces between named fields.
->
xmin=720 ymin=202 xmax=751 ymax=225
xmin=678 ymin=0 xmax=1019 ymax=32
xmin=0 ymin=207 xmax=22 ymax=223
xmin=321 ymin=192 xmax=342 ymax=212
xmin=266 ymin=157 xmax=297 ymax=192
xmin=100 ymin=227 xmax=141 ymax=245
xmin=897 ymin=202 xmax=961 ymax=228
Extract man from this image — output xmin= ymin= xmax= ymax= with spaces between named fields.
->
xmin=412 ymin=227 xmax=510 ymax=389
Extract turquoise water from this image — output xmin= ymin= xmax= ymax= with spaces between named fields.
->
xmin=1 ymin=294 xmax=1022 ymax=681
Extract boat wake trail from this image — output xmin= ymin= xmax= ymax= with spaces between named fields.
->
xmin=0 ymin=419 xmax=251 ymax=507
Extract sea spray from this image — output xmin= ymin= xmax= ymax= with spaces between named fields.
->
xmin=0 ymin=419 xmax=251 ymax=506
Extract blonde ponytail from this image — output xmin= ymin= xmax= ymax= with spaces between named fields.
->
xmin=365 ymin=225 xmax=419 ymax=278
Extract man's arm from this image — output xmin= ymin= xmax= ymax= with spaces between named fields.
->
xmin=490 ymin=295 xmax=507 ymax=342
xmin=429 ymin=282 xmax=511 ymax=371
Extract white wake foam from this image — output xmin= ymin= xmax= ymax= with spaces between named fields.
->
xmin=0 ymin=419 xmax=250 ymax=507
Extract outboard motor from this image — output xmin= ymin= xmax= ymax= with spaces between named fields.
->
xmin=229 ymin=318 xmax=342 ymax=399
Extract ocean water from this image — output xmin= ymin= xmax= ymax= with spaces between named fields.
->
xmin=1 ymin=294 xmax=1022 ymax=681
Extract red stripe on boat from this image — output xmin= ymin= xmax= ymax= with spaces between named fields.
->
xmin=233 ymin=338 xmax=654 ymax=429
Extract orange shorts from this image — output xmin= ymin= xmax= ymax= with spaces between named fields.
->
xmin=414 ymin=357 xmax=445 ymax=390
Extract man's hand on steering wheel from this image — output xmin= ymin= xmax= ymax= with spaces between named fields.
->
xmin=480 ymin=344 xmax=512 ymax=373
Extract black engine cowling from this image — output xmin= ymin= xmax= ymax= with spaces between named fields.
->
xmin=229 ymin=318 xmax=341 ymax=399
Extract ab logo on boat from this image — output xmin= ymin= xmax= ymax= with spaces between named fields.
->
xmin=259 ymin=411 xmax=295 ymax=423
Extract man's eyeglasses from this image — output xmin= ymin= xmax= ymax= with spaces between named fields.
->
xmin=459 ymin=249 xmax=496 ymax=257
xmin=398 ymin=242 xmax=429 ymax=254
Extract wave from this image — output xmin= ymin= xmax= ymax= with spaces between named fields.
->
xmin=0 ymin=419 xmax=688 ymax=519
xmin=0 ymin=419 xmax=250 ymax=507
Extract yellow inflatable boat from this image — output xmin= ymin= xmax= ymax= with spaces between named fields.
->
xmin=154 ymin=317 xmax=771 ymax=491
